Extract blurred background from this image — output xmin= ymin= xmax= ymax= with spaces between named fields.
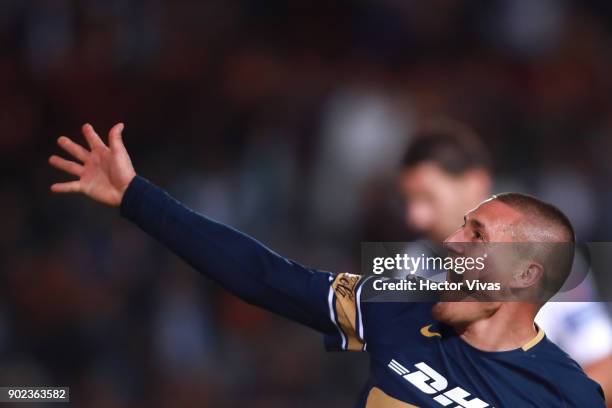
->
xmin=2 ymin=0 xmax=612 ymax=406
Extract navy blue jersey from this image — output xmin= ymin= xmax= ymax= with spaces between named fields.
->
xmin=325 ymin=275 xmax=605 ymax=407
xmin=121 ymin=176 xmax=605 ymax=408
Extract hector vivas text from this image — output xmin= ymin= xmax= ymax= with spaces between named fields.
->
xmin=371 ymin=253 xmax=501 ymax=292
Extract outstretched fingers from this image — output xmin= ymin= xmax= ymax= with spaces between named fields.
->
xmin=49 ymin=155 xmax=84 ymax=177
xmin=50 ymin=181 xmax=81 ymax=194
xmin=108 ymin=122 xmax=125 ymax=152
xmin=57 ymin=136 xmax=89 ymax=162
xmin=82 ymin=123 xmax=106 ymax=150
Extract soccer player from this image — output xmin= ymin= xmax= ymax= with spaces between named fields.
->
xmin=49 ymin=123 xmax=605 ymax=407
xmin=398 ymin=119 xmax=612 ymax=404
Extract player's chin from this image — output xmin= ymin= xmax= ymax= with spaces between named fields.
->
xmin=431 ymin=300 xmax=482 ymax=325
xmin=431 ymin=301 xmax=455 ymax=324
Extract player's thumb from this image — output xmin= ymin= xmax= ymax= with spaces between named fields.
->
xmin=109 ymin=122 xmax=125 ymax=152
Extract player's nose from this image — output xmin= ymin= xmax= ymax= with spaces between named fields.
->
xmin=443 ymin=228 xmax=466 ymax=255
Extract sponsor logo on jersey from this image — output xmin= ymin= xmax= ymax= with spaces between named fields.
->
xmin=387 ymin=359 xmax=491 ymax=407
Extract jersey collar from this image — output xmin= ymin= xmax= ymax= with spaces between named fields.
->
xmin=427 ymin=322 xmax=547 ymax=354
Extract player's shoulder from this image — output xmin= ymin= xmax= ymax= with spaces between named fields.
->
xmin=532 ymin=334 xmax=591 ymax=369
xmin=325 ymin=273 xmax=435 ymax=352
xmin=527 ymin=336 xmax=606 ymax=406
xmin=358 ymin=277 xmax=435 ymax=349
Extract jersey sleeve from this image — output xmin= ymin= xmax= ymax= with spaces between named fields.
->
xmin=323 ymin=273 xmax=369 ymax=351
xmin=120 ymin=176 xmax=417 ymax=352
xmin=121 ymin=176 xmax=346 ymax=336
xmin=322 ymin=275 xmax=427 ymax=352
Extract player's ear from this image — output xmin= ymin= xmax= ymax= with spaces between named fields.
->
xmin=509 ymin=262 xmax=543 ymax=289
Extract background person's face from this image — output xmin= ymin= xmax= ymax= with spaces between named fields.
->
xmin=400 ymin=162 xmax=486 ymax=242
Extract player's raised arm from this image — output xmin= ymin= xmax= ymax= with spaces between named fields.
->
xmin=48 ymin=124 xmax=361 ymax=343
xmin=49 ymin=123 xmax=136 ymax=207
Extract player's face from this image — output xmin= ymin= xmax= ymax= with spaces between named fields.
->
xmin=399 ymin=163 xmax=485 ymax=242
xmin=432 ymin=199 xmax=525 ymax=325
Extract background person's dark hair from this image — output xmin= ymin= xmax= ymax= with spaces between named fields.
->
xmin=401 ymin=119 xmax=491 ymax=175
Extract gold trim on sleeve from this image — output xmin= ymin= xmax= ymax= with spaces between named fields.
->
xmin=332 ymin=273 xmax=364 ymax=351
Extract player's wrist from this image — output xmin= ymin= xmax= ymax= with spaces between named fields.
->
xmin=118 ymin=175 xmax=151 ymax=217
xmin=116 ymin=173 xmax=137 ymax=207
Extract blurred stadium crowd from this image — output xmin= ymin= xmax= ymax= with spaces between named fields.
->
xmin=1 ymin=0 xmax=612 ymax=406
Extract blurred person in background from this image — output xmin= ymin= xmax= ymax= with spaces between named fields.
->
xmin=398 ymin=119 xmax=612 ymax=404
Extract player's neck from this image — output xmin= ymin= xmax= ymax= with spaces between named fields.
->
xmin=455 ymin=304 xmax=538 ymax=352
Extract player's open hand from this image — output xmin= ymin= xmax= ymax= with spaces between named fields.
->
xmin=49 ymin=123 xmax=136 ymax=207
